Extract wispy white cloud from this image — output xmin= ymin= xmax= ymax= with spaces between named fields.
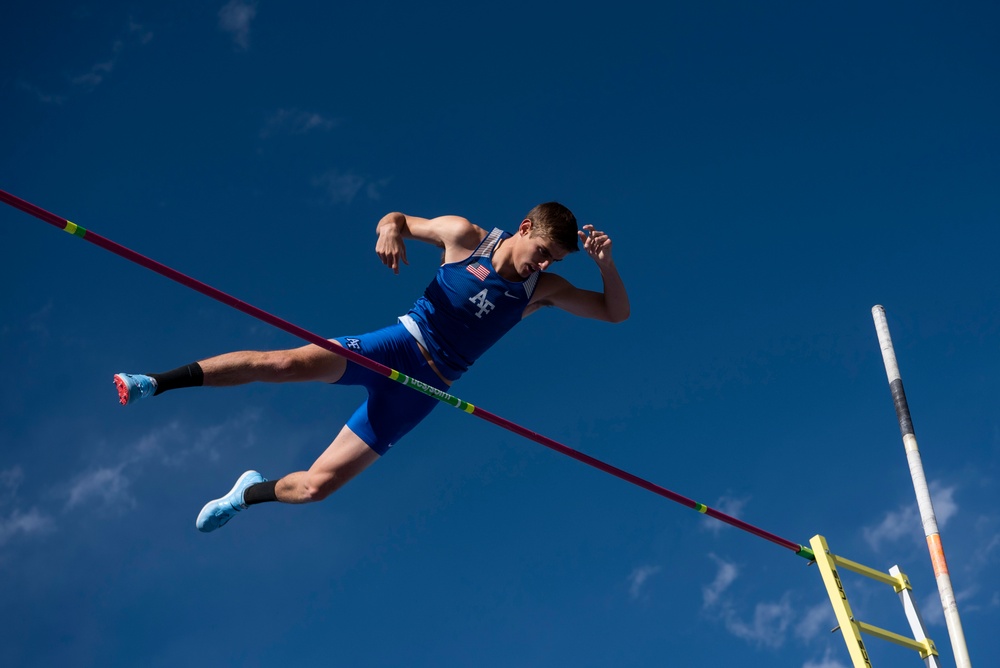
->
xmin=110 ymin=411 xmax=257 ymax=472
xmin=0 ymin=467 xmax=25 ymax=505
xmin=919 ymin=585 xmax=981 ymax=626
xmin=313 ymin=171 xmax=365 ymax=204
xmin=722 ymin=596 xmax=794 ymax=648
xmin=702 ymin=554 xmax=798 ymax=648
xmin=71 ymin=19 xmax=154 ymax=90
xmin=18 ymin=17 xmax=152 ymax=102
xmin=128 ymin=18 xmax=154 ymax=45
xmin=703 ymin=553 xmax=739 ymax=607
xmin=261 ymin=109 xmax=340 ymax=138
xmin=72 ymin=59 xmax=116 ymax=88
xmin=0 ymin=508 xmax=54 ymax=546
xmin=0 ymin=468 xmax=54 ymax=547
xmin=130 ymin=419 xmax=224 ymax=467
xmin=969 ymin=526 xmax=1000 ymax=572
xmin=312 ymin=170 xmax=392 ymax=205
xmin=11 ymin=411 xmax=260 ymax=539
xmin=17 ymin=81 xmax=67 ymax=105
xmin=794 ymin=602 xmax=835 ymax=641
xmin=802 ymin=648 xmax=850 ymax=668
xmin=66 ymin=465 xmax=133 ymax=511
xmin=702 ymin=494 xmax=749 ymax=534
xmin=366 ymin=178 xmax=391 ymax=201
xmin=863 ymin=481 xmax=959 ymax=552
xmin=219 ymin=0 xmax=257 ymax=50
xmin=920 ymin=591 xmax=944 ymax=626
xmin=862 ymin=504 xmax=914 ymax=552
xmin=627 ymin=564 xmax=661 ymax=600
xmin=932 ymin=484 xmax=958 ymax=526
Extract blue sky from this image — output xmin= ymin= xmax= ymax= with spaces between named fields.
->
xmin=2 ymin=2 xmax=998 ymax=666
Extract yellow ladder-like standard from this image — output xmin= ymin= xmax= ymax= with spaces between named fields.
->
xmin=810 ymin=535 xmax=941 ymax=668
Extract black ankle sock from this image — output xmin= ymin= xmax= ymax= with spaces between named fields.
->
xmin=244 ymin=480 xmax=278 ymax=506
xmin=150 ymin=363 xmax=204 ymax=395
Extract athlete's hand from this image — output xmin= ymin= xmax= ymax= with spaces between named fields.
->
xmin=579 ymin=225 xmax=614 ymax=267
xmin=375 ymin=227 xmax=409 ymax=274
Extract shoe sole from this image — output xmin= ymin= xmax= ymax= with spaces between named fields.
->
xmin=113 ymin=374 xmax=132 ymax=406
xmin=196 ymin=470 xmax=262 ymax=533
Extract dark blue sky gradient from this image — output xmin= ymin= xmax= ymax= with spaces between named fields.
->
xmin=2 ymin=2 xmax=998 ymax=667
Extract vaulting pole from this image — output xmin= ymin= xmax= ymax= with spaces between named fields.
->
xmin=871 ymin=305 xmax=972 ymax=668
xmin=2 ymin=188 xmax=814 ymax=560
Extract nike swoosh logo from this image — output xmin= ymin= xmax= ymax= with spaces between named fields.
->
xmin=504 ymin=291 xmax=520 ymax=299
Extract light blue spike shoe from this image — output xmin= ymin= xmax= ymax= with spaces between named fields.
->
xmin=113 ymin=373 xmax=157 ymax=406
xmin=196 ymin=470 xmax=266 ymax=533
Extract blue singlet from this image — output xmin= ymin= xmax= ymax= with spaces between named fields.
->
xmin=400 ymin=227 xmax=540 ymax=381
xmin=334 ymin=228 xmax=540 ymax=455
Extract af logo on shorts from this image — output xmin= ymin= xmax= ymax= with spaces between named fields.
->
xmin=345 ymin=338 xmax=362 ymax=351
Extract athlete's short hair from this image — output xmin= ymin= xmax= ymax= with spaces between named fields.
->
xmin=526 ymin=202 xmax=579 ymax=253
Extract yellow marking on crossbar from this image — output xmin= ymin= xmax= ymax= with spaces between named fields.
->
xmin=65 ymin=220 xmax=79 ymax=235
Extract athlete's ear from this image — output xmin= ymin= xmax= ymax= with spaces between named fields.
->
xmin=518 ymin=219 xmax=532 ymax=236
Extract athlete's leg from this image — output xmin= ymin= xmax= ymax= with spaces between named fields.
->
xmin=273 ymin=425 xmax=380 ymax=503
xmin=195 ymin=325 xmax=441 ymax=531
xmin=195 ymin=425 xmax=378 ymax=531
xmin=116 ymin=341 xmax=348 ymax=405
xmin=198 ymin=341 xmax=348 ymax=386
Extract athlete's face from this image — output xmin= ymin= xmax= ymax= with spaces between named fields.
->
xmin=515 ymin=222 xmax=570 ymax=277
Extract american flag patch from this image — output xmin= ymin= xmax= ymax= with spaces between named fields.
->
xmin=466 ymin=262 xmax=490 ymax=281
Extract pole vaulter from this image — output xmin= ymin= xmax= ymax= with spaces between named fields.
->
xmin=0 ymin=188 xmax=815 ymax=561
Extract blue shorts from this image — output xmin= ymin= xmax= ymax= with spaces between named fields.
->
xmin=334 ymin=322 xmax=450 ymax=456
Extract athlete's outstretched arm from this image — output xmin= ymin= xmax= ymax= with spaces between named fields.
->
xmin=375 ymin=212 xmax=485 ymax=273
xmin=526 ymin=225 xmax=630 ymax=323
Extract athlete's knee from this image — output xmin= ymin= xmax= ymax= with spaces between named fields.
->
xmin=268 ymin=347 xmax=335 ymax=382
xmin=301 ymin=472 xmax=339 ymax=502
xmin=268 ymin=350 xmax=307 ymax=380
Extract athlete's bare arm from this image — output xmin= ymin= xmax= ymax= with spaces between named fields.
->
xmin=524 ymin=225 xmax=630 ymax=323
xmin=375 ymin=212 xmax=486 ymax=273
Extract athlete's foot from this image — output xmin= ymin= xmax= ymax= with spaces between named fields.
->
xmin=113 ymin=373 xmax=157 ymax=406
xmin=196 ymin=470 xmax=266 ymax=533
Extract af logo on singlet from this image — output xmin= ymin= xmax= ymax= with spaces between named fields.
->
xmin=468 ymin=289 xmax=495 ymax=318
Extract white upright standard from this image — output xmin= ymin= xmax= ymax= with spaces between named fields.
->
xmin=871 ymin=305 xmax=972 ymax=668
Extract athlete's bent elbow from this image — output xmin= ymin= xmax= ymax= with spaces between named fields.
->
xmin=604 ymin=303 xmax=630 ymax=323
